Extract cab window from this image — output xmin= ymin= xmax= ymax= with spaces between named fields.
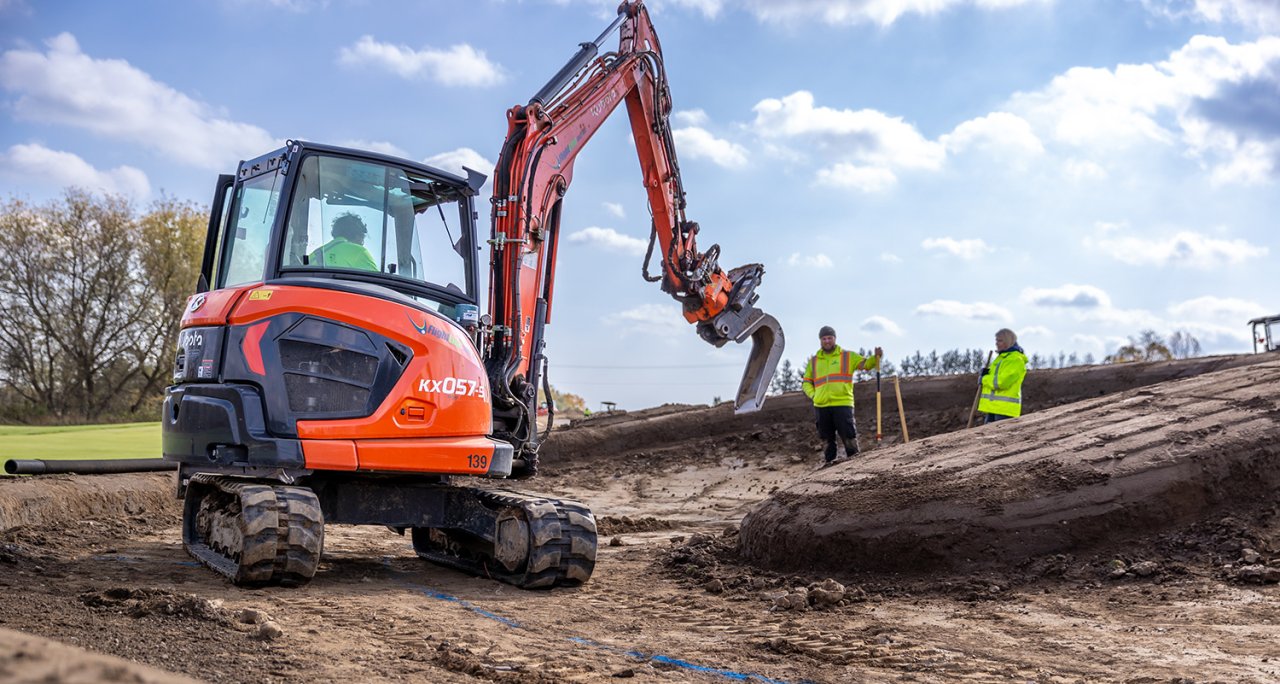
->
xmin=281 ymin=154 xmax=471 ymax=300
xmin=220 ymin=168 xmax=282 ymax=288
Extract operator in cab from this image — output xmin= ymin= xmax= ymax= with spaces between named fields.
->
xmin=311 ymin=212 xmax=378 ymax=272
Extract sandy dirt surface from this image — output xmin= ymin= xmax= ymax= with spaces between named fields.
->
xmin=0 ymin=355 xmax=1277 ymax=683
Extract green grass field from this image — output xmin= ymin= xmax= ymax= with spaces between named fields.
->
xmin=0 ymin=422 xmax=161 ymax=462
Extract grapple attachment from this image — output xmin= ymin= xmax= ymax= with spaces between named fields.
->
xmin=696 ymin=264 xmax=786 ymax=414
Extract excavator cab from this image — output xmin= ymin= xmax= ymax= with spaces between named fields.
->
xmin=1250 ymin=315 xmax=1280 ymax=353
xmin=202 ymin=142 xmax=484 ymax=314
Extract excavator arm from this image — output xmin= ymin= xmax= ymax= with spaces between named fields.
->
xmin=486 ymin=1 xmax=784 ymax=463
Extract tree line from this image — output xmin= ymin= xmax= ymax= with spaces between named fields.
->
xmin=768 ymin=329 xmax=1204 ymax=394
xmin=0 ymin=190 xmax=206 ymax=423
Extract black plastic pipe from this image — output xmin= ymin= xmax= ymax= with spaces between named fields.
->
xmin=3 ymin=458 xmax=176 ymax=475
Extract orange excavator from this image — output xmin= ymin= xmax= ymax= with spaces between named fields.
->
xmin=163 ymin=0 xmax=784 ymax=589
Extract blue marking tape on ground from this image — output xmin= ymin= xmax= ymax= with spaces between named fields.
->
xmin=568 ymin=636 xmax=796 ymax=684
xmin=409 ymin=585 xmax=797 ymax=684
xmin=412 ymin=586 xmax=524 ymax=629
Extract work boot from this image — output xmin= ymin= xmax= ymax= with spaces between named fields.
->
xmin=843 ymin=438 xmax=860 ymax=458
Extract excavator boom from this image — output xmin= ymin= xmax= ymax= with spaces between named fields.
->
xmin=486 ymin=1 xmax=784 ymax=456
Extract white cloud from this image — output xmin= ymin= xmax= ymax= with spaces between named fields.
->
xmin=786 ymin=252 xmax=834 ymax=269
xmin=752 ymin=91 xmax=944 ymax=171
xmin=942 ymin=112 xmax=1044 ymax=157
xmin=1071 ymin=334 xmax=1105 ymax=351
xmin=1021 ymin=284 xmax=1112 ymax=308
xmin=1195 ymin=0 xmax=1280 ymax=31
xmin=921 ymin=237 xmax=991 ymax=260
xmin=603 ymin=201 xmax=626 ymax=218
xmin=1143 ymin=0 xmax=1280 ymax=33
xmin=667 ymin=0 xmax=727 ymax=19
xmin=1084 ymin=229 xmax=1268 ymax=268
xmin=568 ymin=226 xmax=648 ymax=255
xmin=0 ymin=33 xmax=277 ymax=169
xmin=0 ymin=143 xmax=150 ymax=199
xmin=1077 ymin=306 xmax=1165 ymax=330
xmin=1172 ymin=320 xmax=1253 ymax=347
xmin=423 ymin=147 xmax=494 ymax=178
xmin=672 ymin=109 xmax=710 ymax=127
xmin=337 ymin=36 xmax=504 ymax=87
xmin=914 ymin=300 xmax=1013 ymax=322
xmin=1063 ymin=158 xmax=1108 ymax=181
xmin=1010 ymin=34 xmax=1280 ymax=183
xmin=1020 ymin=325 xmax=1053 ymax=338
xmin=1167 ymin=295 xmax=1270 ymax=322
xmin=816 ymin=163 xmax=898 ymax=192
xmin=860 ymin=315 xmax=904 ymax=336
xmin=742 ymin=0 xmax=1048 ymax=27
xmin=603 ymin=303 xmax=687 ymax=333
xmin=672 ymin=127 xmax=749 ymax=168
xmin=340 ymin=140 xmax=409 ymax=158
xmin=880 ymin=252 xmax=903 ymax=264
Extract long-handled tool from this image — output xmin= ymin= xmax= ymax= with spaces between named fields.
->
xmin=875 ymin=365 xmax=883 ymax=446
xmin=894 ymin=374 xmax=909 ymax=443
xmin=967 ymin=350 xmax=994 ymax=429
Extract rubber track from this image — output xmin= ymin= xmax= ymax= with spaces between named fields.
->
xmin=413 ymin=488 xmax=597 ymax=589
xmin=183 ymin=474 xmax=324 ymax=587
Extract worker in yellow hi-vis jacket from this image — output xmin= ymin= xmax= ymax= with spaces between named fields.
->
xmin=802 ymin=325 xmax=882 ymax=465
xmin=978 ymin=328 xmax=1028 ymax=424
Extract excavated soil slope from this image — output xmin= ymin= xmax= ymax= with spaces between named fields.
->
xmin=739 ymin=359 xmax=1280 ymax=574
xmin=543 ymin=353 xmax=1267 ymax=462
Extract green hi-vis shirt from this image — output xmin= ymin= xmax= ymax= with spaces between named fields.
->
xmin=978 ymin=348 xmax=1028 ymax=417
xmin=310 ymin=237 xmax=378 ymax=272
xmin=802 ymin=345 xmax=879 ymax=408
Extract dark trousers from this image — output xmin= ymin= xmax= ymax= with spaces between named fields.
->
xmin=815 ymin=405 xmax=858 ymax=462
xmin=984 ymin=413 xmax=1011 ymax=424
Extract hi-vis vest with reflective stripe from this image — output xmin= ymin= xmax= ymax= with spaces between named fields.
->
xmin=978 ymin=349 xmax=1028 ymax=417
xmin=802 ymin=346 xmax=876 ymax=408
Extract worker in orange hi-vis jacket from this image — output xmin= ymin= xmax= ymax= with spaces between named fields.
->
xmin=802 ymin=326 xmax=882 ymax=466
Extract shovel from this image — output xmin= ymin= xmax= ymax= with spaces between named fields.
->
xmin=967 ymin=351 xmax=994 ymax=428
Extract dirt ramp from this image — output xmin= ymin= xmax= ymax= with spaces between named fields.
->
xmin=0 ymin=473 xmax=174 ymax=531
xmin=541 ymin=354 xmax=1267 ymax=464
xmin=738 ymin=360 xmax=1280 ymax=575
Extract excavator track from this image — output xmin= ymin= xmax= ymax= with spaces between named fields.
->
xmin=411 ymin=488 xmax=597 ymax=589
xmin=182 ymin=474 xmax=325 ymax=587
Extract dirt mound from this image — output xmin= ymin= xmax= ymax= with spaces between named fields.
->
xmin=738 ymin=359 xmax=1280 ymax=576
xmin=0 ymin=626 xmax=200 ymax=683
xmin=0 ymin=473 xmax=174 ymax=532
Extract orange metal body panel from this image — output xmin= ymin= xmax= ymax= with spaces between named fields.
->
xmin=182 ymin=287 xmax=252 ymax=327
xmin=353 ymin=436 xmax=498 ymax=475
xmin=226 ymin=284 xmax=491 ymax=441
xmin=300 ymin=439 xmax=358 ymax=471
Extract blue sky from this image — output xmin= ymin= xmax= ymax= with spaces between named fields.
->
xmin=2 ymin=0 xmax=1278 ymax=410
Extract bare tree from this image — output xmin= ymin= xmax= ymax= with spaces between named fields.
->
xmin=1107 ymin=330 xmax=1174 ymax=363
xmin=1168 ymin=330 xmax=1203 ymax=359
xmin=128 ymin=197 xmax=206 ymax=413
xmin=0 ymin=191 xmax=205 ymax=422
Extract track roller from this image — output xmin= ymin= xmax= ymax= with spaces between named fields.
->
xmin=411 ymin=488 xmax=597 ymax=589
xmin=182 ymin=474 xmax=325 ymax=587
